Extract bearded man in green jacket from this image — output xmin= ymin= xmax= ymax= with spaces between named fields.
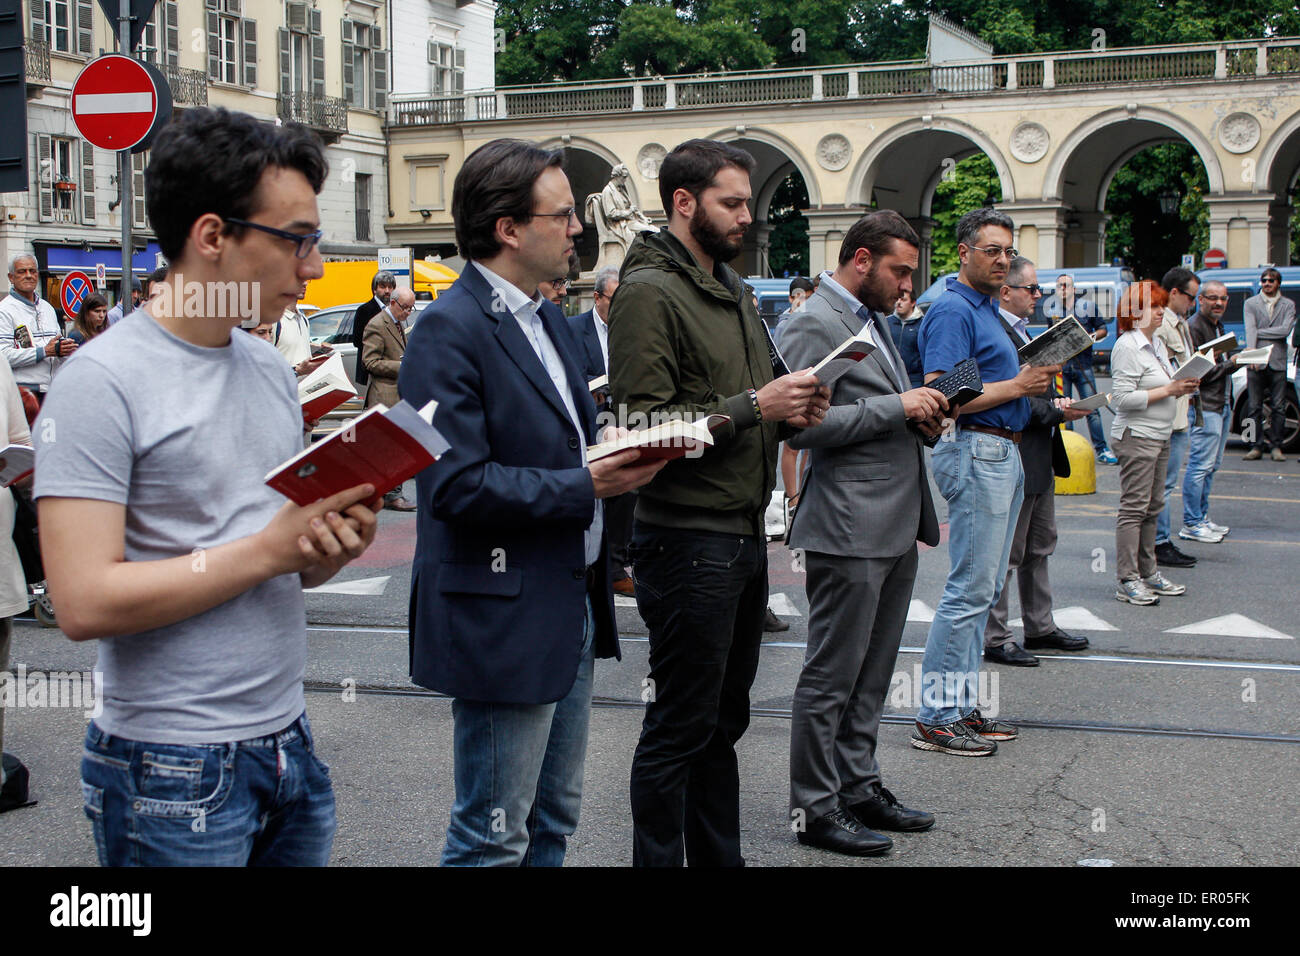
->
xmin=608 ymin=139 xmax=830 ymax=867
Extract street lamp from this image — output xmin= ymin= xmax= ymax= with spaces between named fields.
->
xmin=1158 ymin=188 xmax=1179 ymax=216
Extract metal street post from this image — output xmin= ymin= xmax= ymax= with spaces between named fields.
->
xmin=118 ymin=0 xmax=132 ymax=314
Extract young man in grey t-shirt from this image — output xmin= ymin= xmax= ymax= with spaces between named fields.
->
xmin=34 ymin=108 xmax=380 ymax=866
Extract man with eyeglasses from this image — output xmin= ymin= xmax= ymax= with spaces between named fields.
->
xmin=1181 ymin=280 xmax=1236 ymax=542
xmin=1152 ymin=267 xmax=1202 ymax=568
xmin=362 ymin=286 xmax=418 ymax=512
xmin=913 ymin=208 xmax=1060 ymax=757
xmin=1052 ymin=273 xmax=1116 ymax=464
xmin=0 ymin=254 xmax=76 ymax=399
xmin=33 ymin=106 xmax=379 ymax=866
xmin=1243 ymin=268 xmax=1296 ymax=462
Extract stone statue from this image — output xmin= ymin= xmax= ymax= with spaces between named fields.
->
xmin=585 ymin=164 xmax=659 ymax=272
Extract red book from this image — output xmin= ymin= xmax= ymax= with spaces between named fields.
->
xmin=265 ymin=400 xmax=449 ymax=506
xmin=298 ymin=353 xmax=357 ymax=425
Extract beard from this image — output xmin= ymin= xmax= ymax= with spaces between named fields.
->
xmin=854 ymin=261 xmax=896 ymax=314
xmin=689 ymin=205 xmax=746 ymax=263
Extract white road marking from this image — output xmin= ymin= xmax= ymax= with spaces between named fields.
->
xmin=614 ymin=594 xmax=638 ymax=608
xmin=304 ymin=575 xmax=391 ymax=596
xmin=767 ymin=592 xmax=801 ymax=617
xmin=907 ymin=599 xmax=935 ymax=623
xmin=1165 ymin=614 xmax=1294 ymax=640
xmin=1011 ymin=606 xmax=1118 ymax=632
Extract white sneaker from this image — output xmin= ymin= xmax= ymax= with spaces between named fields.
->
xmin=1116 ymin=579 xmax=1160 ymax=605
xmin=1143 ymin=571 xmax=1186 ymax=596
xmin=1206 ymin=520 xmax=1229 ymax=536
xmin=1178 ymin=524 xmax=1224 ymax=543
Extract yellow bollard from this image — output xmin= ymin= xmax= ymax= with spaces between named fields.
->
xmin=1055 ymin=428 xmax=1097 ymax=495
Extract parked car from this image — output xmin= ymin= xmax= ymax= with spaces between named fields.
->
xmin=1230 ymin=355 xmax=1299 ymax=452
xmin=307 ymin=300 xmax=430 ymax=390
xmin=743 ymin=277 xmax=807 ymax=330
xmin=1193 ymin=266 xmax=1300 ymax=347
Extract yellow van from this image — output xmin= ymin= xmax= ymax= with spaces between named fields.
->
xmin=303 ymin=259 xmax=458 ymax=310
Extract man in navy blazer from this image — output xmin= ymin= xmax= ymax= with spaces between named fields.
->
xmin=566 ymin=265 xmax=635 ymax=594
xmin=398 ymin=139 xmax=663 ymax=867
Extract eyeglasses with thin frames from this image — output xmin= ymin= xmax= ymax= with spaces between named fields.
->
xmin=224 ymin=217 xmax=324 ymax=258
xmin=967 ymin=244 xmax=1017 ymax=260
xmin=532 ymin=208 xmax=580 ymax=225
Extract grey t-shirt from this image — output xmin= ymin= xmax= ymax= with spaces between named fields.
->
xmin=34 ymin=309 xmax=307 ymax=743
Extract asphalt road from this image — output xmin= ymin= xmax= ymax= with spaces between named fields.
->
xmin=3 ymin=391 xmax=1299 ymax=867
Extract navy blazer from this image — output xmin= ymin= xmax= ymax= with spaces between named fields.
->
xmin=565 ymin=309 xmax=606 ymax=381
xmin=397 ymin=264 xmax=619 ymax=705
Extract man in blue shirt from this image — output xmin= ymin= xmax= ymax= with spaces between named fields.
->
xmin=913 ymin=209 xmax=1059 ymax=756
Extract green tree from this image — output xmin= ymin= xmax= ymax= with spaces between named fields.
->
xmin=929 ymin=154 xmax=1002 ymax=276
xmin=1103 ymin=143 xmax=1208 ymax=278
xmin=766 ymin=171 xmax=809 ymax=276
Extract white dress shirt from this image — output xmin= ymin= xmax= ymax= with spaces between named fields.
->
xmin=473 ymin=262 xmax=602 ymax=566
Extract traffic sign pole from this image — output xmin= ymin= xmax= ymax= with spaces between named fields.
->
xmin=119 ymin=0 xmax=132 ymax=317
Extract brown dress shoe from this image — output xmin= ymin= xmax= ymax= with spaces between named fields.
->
xmin=612 ymin=577 xmax=635 ymax=596
xmin=384 ymin=496 xmax=417 ymax=512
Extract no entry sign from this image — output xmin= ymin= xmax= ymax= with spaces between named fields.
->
xmin=1203 ymin=248 xmax=1228 ymax=269
xmin=71 ymin=54 xmax=173 ymax=153
xmin=60 ymin=272 xmax=95 ymax=318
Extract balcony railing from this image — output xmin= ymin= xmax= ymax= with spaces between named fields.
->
xmin=390 ymin=35 xmax=1300 ymax=127
xmin=278 ymin=91 xmax=349 ymax=139
xmin=24 ymin=39 xmax=51 ymax=88
xmin=164 ymin=65 xmax=208 ymax=106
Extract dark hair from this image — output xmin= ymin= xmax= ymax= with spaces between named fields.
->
xmin=1261 ymin=267 xmax=1282 ymax=285
xmin=148 ymin=265 xmax=168 ymax=284
xmin=145 ymin=107 xmax=326 ymax=262
xmin=838 ymin=209 xmax=920 ymax=266
xmin=788 ymin=277 xmax=814 ymax=295
xmin=1005 ymin=255 xmax=1036 ymax=287
xmin=1117 ymin=280 xmax=1169 ymax=330
xmin=75 ymin=293 xmax=109 ymax=341
xmin=955 ymin=207 xmax=1014 ymax=247
xmin=1161 ymin=266 xmax=1198 ymax=294
xmin=658 ymin=139 xmax=756 ymax=216
xmin=452 ymin=139 xmax=563 ymax=261
xmin=372 ymin=271 xmax=396 ymax=293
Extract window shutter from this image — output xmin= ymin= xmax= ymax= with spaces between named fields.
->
xmin=36 ymin=134 xmax=53 ymax=224
xmin=241 ymin=18 xmax=256 ymax=86
xmin=427 ymin=38 xmax=436 ymax=64
xmin=76 ymin=0 xmax=94 ymax=57
xmin=308 ymin=8 xmax=321 ymax=35
xmin=80 ymin=141 xmax=95 ymax=224
xmin=165 ymin=1 xmax=180 ymax=68
xmin=207 ymin=7 xmax=220 ymax=80
xmin=341 ymin=20 xmax=354 ymax=44
xmin=454 ymin=49 xmax=465 ymax=93
xmin=30 ymin=0 xmax=46 ymax=42
xmin=133 ymin=153 xmax=148 ymax=229
xmin=286 ymin=2 xmax=306 ymax=33
xmin=372 ymin=50 xmax=387 ymax=110
xmin=310 ymin=33 xmax=324 ymax=97
xmin=278 ymin=27 xmax=290 ymax=93
xmin=342 ymin=40 xmax=354 ymax=104
xmin=371 ymin=26 xmax=381 ymax=50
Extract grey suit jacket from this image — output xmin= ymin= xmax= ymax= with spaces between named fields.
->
xmin=1244 ymin=294 xmax=1297 ymax=372
xmin=782 ymin=283 xmax=940 ymax=558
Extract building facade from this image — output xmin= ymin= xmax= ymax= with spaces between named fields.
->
xmin=5 ymin=0 xmax=397 ymax=309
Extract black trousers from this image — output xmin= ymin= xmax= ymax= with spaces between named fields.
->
xmin=605 ymin=492 xmax=635 ymax=581
xmin=1246 ymin=366 xmax=1289 ymax=450
xmin=628 ymin=522 xmax=765 ymax=867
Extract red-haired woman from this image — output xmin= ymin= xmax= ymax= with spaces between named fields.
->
xmin=1110 ymin=280 xmax=1202 ymax=605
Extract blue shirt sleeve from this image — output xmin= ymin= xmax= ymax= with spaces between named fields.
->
xmin=918 ymin=299 xmax=973 ymax=377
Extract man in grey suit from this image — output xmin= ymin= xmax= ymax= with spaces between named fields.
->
xmin=781 ymin=211 xmax=949 ymax=856
xmin=984 ymin=258 xmax=1091 ymax=667
xmin=1242 ymin=268 xmax=1297 ymax=461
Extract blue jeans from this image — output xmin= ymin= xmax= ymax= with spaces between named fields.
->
xmin=1155 ymin=412 xmax=1193 ymax=545
xmin=1183 ymin=404 xmax=1230 ymax=528
xmin=1062 ymin=363 xmax=1110 ymax=453
xmin=441 ymin=596 xmax=595 ymax=867
xmin=80 ymin=712 xmax=335 ymax=866
xmin=918 ymin=431 xmax=1024 ymax=726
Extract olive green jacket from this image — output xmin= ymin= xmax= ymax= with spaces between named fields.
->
xmin=608 ymin=230 xmax=791 ymax=534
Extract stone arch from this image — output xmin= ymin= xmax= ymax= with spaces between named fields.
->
xmin=846 ymin=116 xmax=1017 ymax=209
xmin=708 ymin=126 xmax=822 ymax=208
xmin=1257 ymin=109 xmax=1300 ymax=197
xmin=535 ymin=135 xmax=641 ymax=208
xmin=1042 ymin=106 xmax=1225 ymax=202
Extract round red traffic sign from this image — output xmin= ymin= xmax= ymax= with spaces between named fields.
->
xmin=71 ymin=54 xmax=164 ymax=151
xmin=59 ymin=272 xmax=95 ymax=317
xmin=1203 ymin=248 xmax=1227 ymax=269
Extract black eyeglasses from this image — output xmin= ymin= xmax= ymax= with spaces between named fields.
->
xmin=1006 ymin=283 xmax=1042 ymax=294
xmin=224 ymin=217 xmax=323 ymax=258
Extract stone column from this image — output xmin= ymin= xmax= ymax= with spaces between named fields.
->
xmin=1070 ymin=212 xmax=1110 ymax=268
xmin=993 ymin=202 xmax=1069 ymax=271
xmin=906 ymin=216 xmax=936 ymax=290
xmin=802 ymin=207 xmax=867 ymax=277
xmin=1205 ymin=194 xmax=1275 ymax=268
xmin=1268 ymin=201 xmax=1293 ymax=266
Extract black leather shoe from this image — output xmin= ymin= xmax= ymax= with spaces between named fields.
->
xmin=847 ymin=787 xmax=935 ymax=833
xmin=1154 ymin=541 xmax=1196 ymax=567
xmin=763 ymin=608 xmax=789 ymax=632
xmin=984 ymin=642 xmax=1039 ymax=666
xmin=1024 ymin=628 xmax=1089 ymax=651
xmin=796 ymin=807 xmax=892 ymax=856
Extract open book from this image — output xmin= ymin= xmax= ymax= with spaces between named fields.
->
xmin=809 ymin=335 xmax=876 ymax=389
xmin=587 ymin=375 xmax=608 ymax=393
xmin=1018 ymin=316 xmax=1095 ymax=367
xmin=1235 ymin=346 xmax=1272 ymax=366
xmin=265 ymin=399 xmax=449 ymax=506
xmin=298 ymin=353 xmax=357 ymax=424
xmin=0 ymin=444 xmax=34 ymax=486
xmin=1198 ymin=332 xmax=1237 ymax=356
xmin=1173 ymin=353 xmax=1215 ymax=381
xmin=587 ymin=413 xmax=730 ymax=463
xmin=1069 ymin=392 xmax=1110 ymax=412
